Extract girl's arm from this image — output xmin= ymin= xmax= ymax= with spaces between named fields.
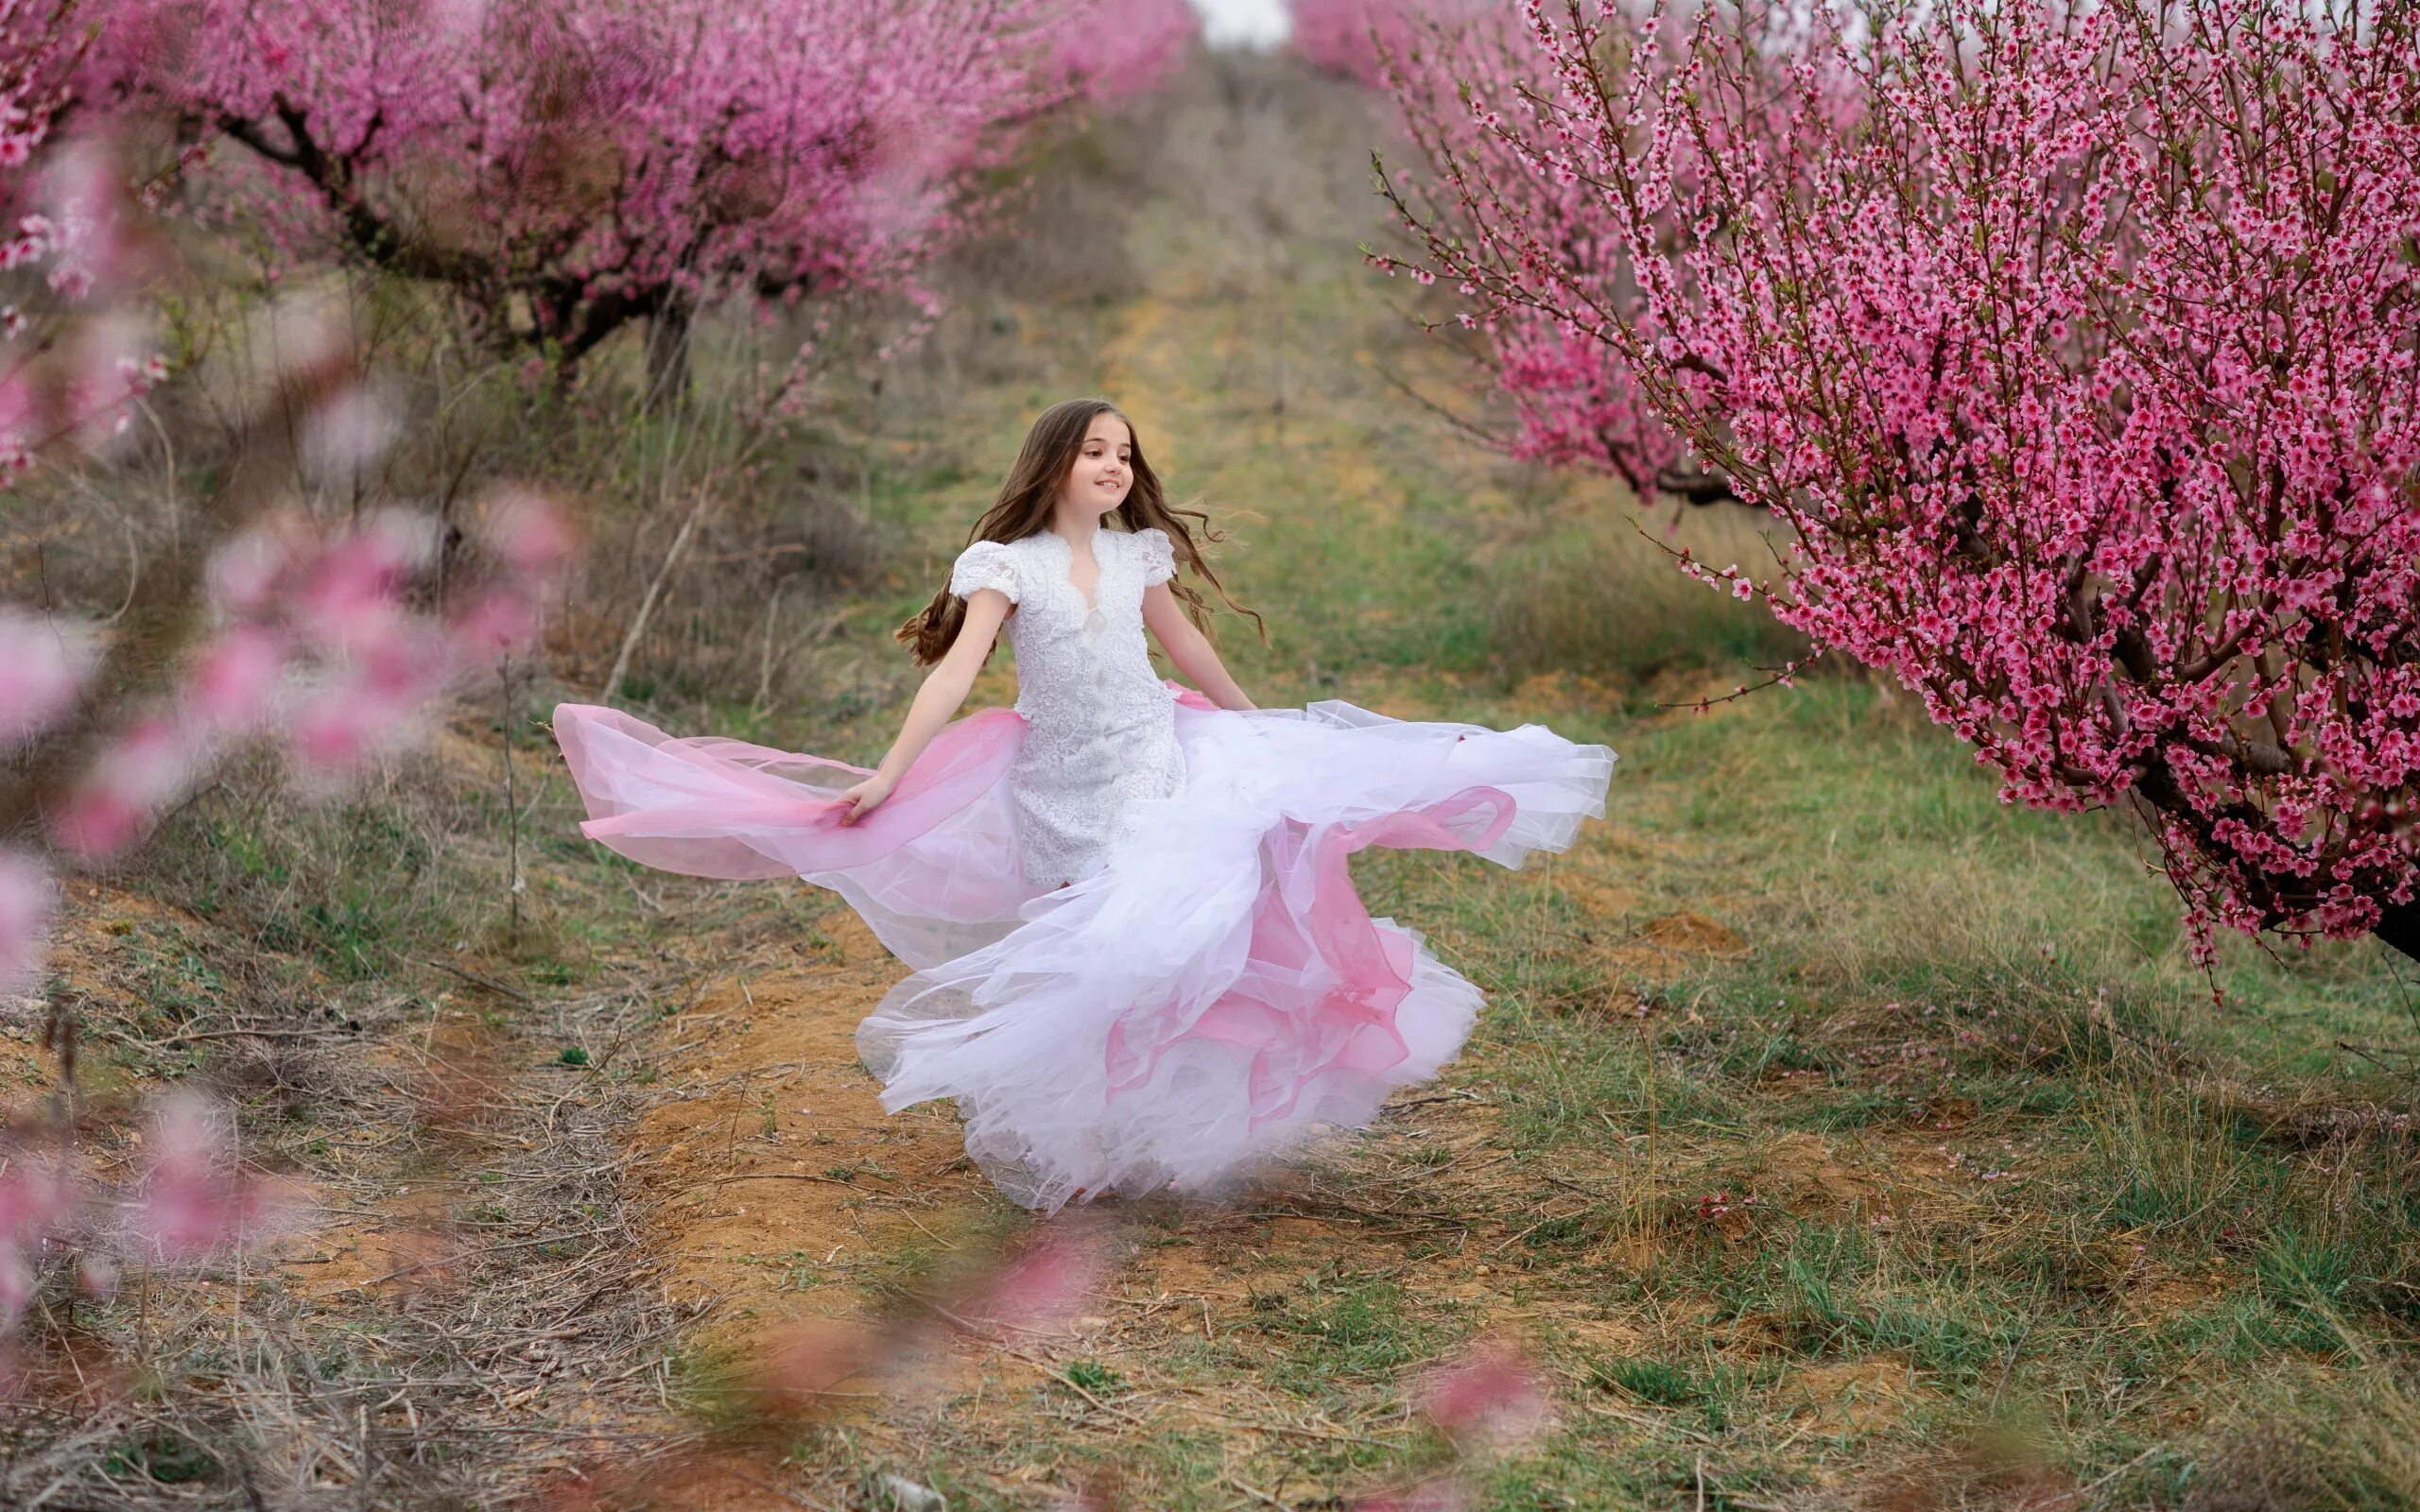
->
xmin=838 ymin=588 xmax=1013 ymax=823
xmin=1142 ymin=583 xmax=1255 ymax=711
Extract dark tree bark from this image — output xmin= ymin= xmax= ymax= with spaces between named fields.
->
xmin=2373 ymin=902 xmax=2420 ymax=964
xmin=643 ymin=299 xmax=696 ymax=412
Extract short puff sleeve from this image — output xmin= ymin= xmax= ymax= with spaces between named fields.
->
xmin=949 ymin=540 xmax=1020 ymax=604
xmin=1133 ymin=526 xmax=1176 ymax=587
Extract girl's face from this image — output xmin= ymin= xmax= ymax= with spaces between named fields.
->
xmin=1062 ymin=412 xmax=1132 ymax=518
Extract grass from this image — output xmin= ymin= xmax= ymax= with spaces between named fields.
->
xmin=10 ymin=51 xmax=2417 ymax=1512
xmin=1353 ymin=672 xmax=2420 ymax=1501
xmin=1482 ymin=506 xmax=1809 ymax=689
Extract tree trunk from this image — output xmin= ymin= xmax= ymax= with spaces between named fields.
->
xmin=644 ymin=300 xmax=695 ymax=411
xmin=2374 ymin=901 xmax=2420 ymax=963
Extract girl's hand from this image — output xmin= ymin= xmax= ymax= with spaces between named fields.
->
xmin=838 ymin=772 xmax=896 ymax=825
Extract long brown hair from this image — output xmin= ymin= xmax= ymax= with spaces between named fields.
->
xmin=896 ymin=397 xmax=1266 ymax=666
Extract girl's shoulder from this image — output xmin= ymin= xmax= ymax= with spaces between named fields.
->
xmin=1125 ymin=524 xmax=1175 ymax=585
xmin=950 ymin=537 xmax=1026 ymax=604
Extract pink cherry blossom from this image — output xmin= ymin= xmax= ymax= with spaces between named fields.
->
xmin=0 ymin=5 xmax=83 ymax=236
xmin=1053 ymin=0 xmax=1200 ymax=104
xmin=59 ymin=307 xmax=164 ymax=456
xmin=1365 ymin=0 xmax=1747 ymax=505
xmin=1410 ymin=1336 xmax=1552 ymax=1449
xmin=37 ymin=132 xmax=165 ymax=301
xmin=482 ymin=488 xmax=579 ymax=576
xmin=0 ymin=38 xmax=582 ymax=1340
xmin=182 ymin=625 xmax=288 ymax=731
xmin=126 ymin=1091 xmax=291 ymax=1256
xmin=1291 ymin=0 xmax=1493 ymax=87
xmin=50 ymin=714 xmax=196 ymax=861
xmin=285 ymin=626 xmax=451 ymax=772
xmin=955 ymin=1226 xmax=1113 ymax=1336
xmin=35 ymin=500 xmax=566 ymax=856
xmin=287 ymin=510 xmax=435 ymax=653
xmin=448 ymin=590 xmax=541 ymax=663
xmin=0 ymin=608 xmax=88 ymax=747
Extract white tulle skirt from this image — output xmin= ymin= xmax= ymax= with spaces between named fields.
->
xmin=553 ymin=686 xmax=1616 ymax=1212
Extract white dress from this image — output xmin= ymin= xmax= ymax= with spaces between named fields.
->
xmin=549 ymin=525 xmax=1617 ymax=1213
xmin=946 ymin=524 xmax=1186 ymax=887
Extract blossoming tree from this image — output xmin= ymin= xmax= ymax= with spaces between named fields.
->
xmin=85 ymin=0 xmax=1197 ymax=386
xmin=1386 ymin=0 xmax=2420 ymax=960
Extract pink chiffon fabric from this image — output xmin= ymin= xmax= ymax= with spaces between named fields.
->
xmin=554 ymin=701 xmax=1037 ymax=968
xmin=553 ymin=683 xmax=1616 ymax=1211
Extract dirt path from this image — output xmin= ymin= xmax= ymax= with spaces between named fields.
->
xmin=620 ymin=913 xmax=1495 ymax=1503
xmin=629 ymin=912 xmax=994 ymax=1325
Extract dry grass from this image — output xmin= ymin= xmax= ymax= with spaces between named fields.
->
xmin=0 ymin=709 xmax=726 ymax=1506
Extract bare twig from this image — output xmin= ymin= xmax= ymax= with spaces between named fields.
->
xmin=603 ymin=487 xmax=712 ymax=702
xmin=421 ymin=957 xmax=532 ymax=1004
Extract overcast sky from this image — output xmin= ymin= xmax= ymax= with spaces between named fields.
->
xmin=1189 ymin=0 xmax=1291 ymax=48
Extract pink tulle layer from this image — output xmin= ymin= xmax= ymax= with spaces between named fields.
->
xmin=553 ymin=684 xmax=1616 ymax=1211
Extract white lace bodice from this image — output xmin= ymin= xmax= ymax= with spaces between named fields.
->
xmin=949 ymin=524 xmax=1185 ymax=886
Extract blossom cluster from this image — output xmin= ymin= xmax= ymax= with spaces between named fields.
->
xmin=1 ymin=1092 xmax=297 ymax=1335
xmin=1359 ymin=0 xmax=1741 ymax=503
xmin=28 ymin=492 xmax=573 ymax=868
xmin=1 ymin=462 xmax=572 ymax=993
xmin=1054 ymin=0 xmax=1201 ymax=103
xmin=1289 ymin=0 xmax=1487 ymax=85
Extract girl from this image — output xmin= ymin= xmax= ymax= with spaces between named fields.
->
xmin=553 ymin=399 xmax=1616 ymax=1212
